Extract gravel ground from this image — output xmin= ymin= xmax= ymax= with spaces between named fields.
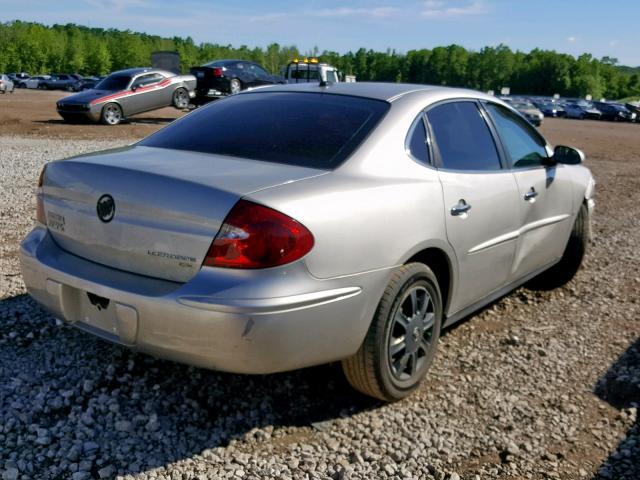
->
xmin=1 ymin=119 xmax=639 ymax=480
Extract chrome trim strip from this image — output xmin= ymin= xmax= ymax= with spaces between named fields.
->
xmin=468 ymin=231 xmax=519 ymax=254
xmin=468 ymin=214 xmax=570 ymax=255
xmin=177 ymin=286 xmax=362 ymax=315
xmin=519 ymin=214 xmax=571 ymax=235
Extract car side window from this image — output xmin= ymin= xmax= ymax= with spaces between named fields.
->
xmin=406 ymin=115 xmax=430 ymax=165
xmin=132 ymin=73 xmax=163 ymax=89
xmin=484 ymin=103 xmax=548 ymax=169
xmin=250 ymin=64 xmax=270 ymax=80
xmin=426 ymin=101 xmax=501 ymax=171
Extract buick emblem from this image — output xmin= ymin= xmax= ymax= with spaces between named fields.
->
xmin=97 ymin=194 xmax=115 ymax=223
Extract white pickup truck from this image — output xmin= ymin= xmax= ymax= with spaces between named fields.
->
xmin=282 ymin=58 xmax=345 ymax=84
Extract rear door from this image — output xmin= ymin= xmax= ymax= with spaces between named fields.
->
xmin=426 ymin=100 xmax=521 ymax=314
xmin=483 ymin=102 xmax=574 ymax=279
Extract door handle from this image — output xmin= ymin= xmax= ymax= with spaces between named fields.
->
xmin=524 ymin=187 xmax=538 ymax=201
xmin=450 ymin=199 xmax=472 ymax=216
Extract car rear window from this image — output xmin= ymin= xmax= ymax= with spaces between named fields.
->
xmin=139 ymin=92 xmax=389 ymax=169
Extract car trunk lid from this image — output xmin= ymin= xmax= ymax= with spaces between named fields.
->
xmin=42 ymin=145 xmax=326 ymax=282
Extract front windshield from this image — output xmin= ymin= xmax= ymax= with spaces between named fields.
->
xmin=95 ymin=75 xmax=131 ymax=91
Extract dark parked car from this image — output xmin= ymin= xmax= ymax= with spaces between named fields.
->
xmin=39 ymin=74 xmax=82 ymax=90
xmin=70 ymin=76 xmax=102 ymax=92
xmin=563 ymin=103 xmax=602 ymax=120
xmin=190 ymin=59 xmax=284 ymax=105
xmin=535 ymin=102 xmax=567 ymax=118
xmin=625 ymin=102 xmax=640 ymax=120
xmin=593 ymin=102 xmax=637 ymax=122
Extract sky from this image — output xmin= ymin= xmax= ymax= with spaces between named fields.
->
xmin=1 ymin=0 xmax=639 ymax=66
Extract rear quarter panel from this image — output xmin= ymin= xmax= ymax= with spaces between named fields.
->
xmin=246 ymin=101 xmax=452 ymax=280
xmin=176 ymin=74 xmax=197 ymax=92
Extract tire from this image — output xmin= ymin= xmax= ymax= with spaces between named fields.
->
xmin=229 ymin=79 xmax=242 ymax=95
xmin=172 ymin=87 xmax=190 ymax=109
xmin=528 ymin=203 xmax=590 ymax=290
xmin=342 ymin=262 xmax=443 ymax=401
xmin=101 ymin=103 xmax=123 ymax=126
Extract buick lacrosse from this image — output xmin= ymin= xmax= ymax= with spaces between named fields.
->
xmin=21 ymin=83 xmax=595 ymax=401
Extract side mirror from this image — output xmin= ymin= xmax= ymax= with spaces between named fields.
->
xmin=131 ymin=84 xmax=138 ymax=91
xmin=553 ymin=145 xmax=585 ymax=165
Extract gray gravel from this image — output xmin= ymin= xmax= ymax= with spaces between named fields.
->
xmin=1 ymin=134 xmax=638 ymax=480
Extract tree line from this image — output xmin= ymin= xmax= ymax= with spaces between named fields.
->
xmin=1 ymin=20 xmax=638 ymax=100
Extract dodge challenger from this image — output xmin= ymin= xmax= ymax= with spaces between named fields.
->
xmin=56 ymin=68 xmax=196 ymax=125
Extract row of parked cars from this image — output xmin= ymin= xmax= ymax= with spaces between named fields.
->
xmin=55 ymin=58 xmax=345 ymax=125
xmin=503 ymin=95 xmax=639 ymax=126
xmin=1 ymin=72 xmax=103 ymax=92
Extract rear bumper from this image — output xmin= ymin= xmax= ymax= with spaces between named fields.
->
xmin=20 ymin=227 xmax=390 ymax=374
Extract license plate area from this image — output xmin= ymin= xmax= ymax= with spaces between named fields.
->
xmin=79 ymin=290 xmax=117 ymax=335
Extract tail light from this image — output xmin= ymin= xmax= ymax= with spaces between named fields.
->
xmin=204 ymin=200 xmax=314 ymax=269
xmin=36 ymin=164 xmax=47 ymax=224
xmin=212 ymin=67 xmax=223 ymax=77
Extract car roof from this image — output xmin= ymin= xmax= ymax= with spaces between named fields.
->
xmin=242 ymin=82 xmax=497 ymax=103
xmin=204 ymin=59 xmax=253 ymax=67
xmin=110 ymin=67 xmax=172 ymax=77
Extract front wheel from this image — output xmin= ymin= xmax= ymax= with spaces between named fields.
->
xmin=101 ymin=103 xmax=123 ymax=125
xmin=342 ymin=263 xmax=443 ymax=401
xmin=172 ymin=87 xmax=190 ymax=109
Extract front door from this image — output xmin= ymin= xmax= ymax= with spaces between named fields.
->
xmin=126 ymin=73 xmax=167 ymax=115
xmin=482 ymin=102 xmax=574 ymax=279
xmin=426 ymin=100 xmax=521 ymax=314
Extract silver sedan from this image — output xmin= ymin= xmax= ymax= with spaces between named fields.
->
xmin=21 ymin=83 xmax=595 ymax=401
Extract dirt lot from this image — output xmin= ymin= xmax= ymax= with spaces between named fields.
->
xmin=0 ymin=90 xmax=638 ymax=480
xmin=0 ymin=88 xmax=187 ymax=140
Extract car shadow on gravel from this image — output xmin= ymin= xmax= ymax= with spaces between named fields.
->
xmin=34 ymin=117 xmax=176 ymax=126
xmin=593 ymin=338 xmax=640 ymax=479
xmin=125 ymin=117 xmax=176 ymax=125
xmin=0 ymin=294 xmax=379 ymax=478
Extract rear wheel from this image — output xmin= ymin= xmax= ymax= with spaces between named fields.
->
xmin=229 ymin=79 xmax=242 ymax=95
xmin=342 ymin=263 xmax=442 ymax=401
xmin=529 ymin=203 xmax=590 ymax=290
xmin=172 ymin=87 xmax=190 ymax=109
xmin=101 ymin=103 xmax=123 ymax=125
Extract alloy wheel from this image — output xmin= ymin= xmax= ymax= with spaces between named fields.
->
xmin=175 ymin=89 xmax=189 ymax=108
xmin=387 ymin=285 xmax=435 ymax=382
xmin=104 ymin=105 xmax=122 ymax=125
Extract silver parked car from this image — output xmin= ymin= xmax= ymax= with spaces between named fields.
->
xmin=0 ymin=74 xmax=15 ymax=93
xmin=21 ymin=83 xmax=595 ymax=401
xmin=56 ymin=68 xmax=196 ymax=125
